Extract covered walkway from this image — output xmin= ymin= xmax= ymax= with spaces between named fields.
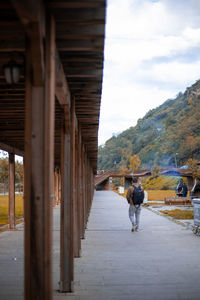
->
xmin=1 ymin=191 xmax=200 ymax=300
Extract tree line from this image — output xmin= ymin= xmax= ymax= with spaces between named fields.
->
xmin=0 ymin=157 xmax=23 ymax=193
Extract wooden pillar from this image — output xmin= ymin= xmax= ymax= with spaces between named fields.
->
xmin=55 ymin=168 xmax=60 ymax=205
xmin=78 ymin=131 xmax=84 ymax=239
xmin=86 ymin=157 xmax=89 ymax=222
xmin=70 ymin=98 xmax=79 ymax=258
xmin=24 ymin=15 xmax=55 ymax=300
xmin=60 ymin=106 xmax=74 ymax=292
xmin=83 ymin=151 xmax=87 ymax=228
xmin=81 ymin=146 xmax=86 ymax=237
xmin=74 ymin=125 xmax=81 ymax=257
xmin=8 ymin=152 xmax=15 ymax=230
xmin=53 ymin=172 xmax=56 ymax=207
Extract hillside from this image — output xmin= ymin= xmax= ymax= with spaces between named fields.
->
xmin=98 ymin=80 xmax=200 ymax=170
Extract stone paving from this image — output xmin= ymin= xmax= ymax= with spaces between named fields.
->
xmin=1 ymin=191 xmax=200 ymax=300
xmin=54 ymin=191 xmax=200 ymax=300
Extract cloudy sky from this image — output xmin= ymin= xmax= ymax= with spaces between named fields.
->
xmin=98 ymin=0 xmax=200 ymax=145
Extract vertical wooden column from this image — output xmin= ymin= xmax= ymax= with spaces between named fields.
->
xmin=74 ymin=126 xmax=81 ymax=256
xmin=60 ymin=106 xmax=74 ymax=292
xmin=53 ymin=172 xmax=56 ymax=207
xmin=81 ymin=146 xmax=86 ymax=238
xmin=83 ymin=151 xmax=87 ymax=228
xmin=8 ymin=152 xmax=15 ymax=229
xmin=70 ymin=98 xmax=79 ymax=258
xmin=78 ymin=131 xmax=84 ymax=239
xmin=24 ymin=15 xmax=55 ymax=300
xmin=86 ymin=158 xmax=90 ymax=220
xmin=55 ymin=168 xmax=60 ymax=205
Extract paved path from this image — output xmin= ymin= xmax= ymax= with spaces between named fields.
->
xmin=1 ymin=191 xmax=200 ymax=300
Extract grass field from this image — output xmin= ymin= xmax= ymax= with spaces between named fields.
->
xmin=0 ymin=194 xmax=23 ymax=226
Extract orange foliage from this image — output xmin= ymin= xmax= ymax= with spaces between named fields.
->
xmin=186 ymin=136 xmax=194 ymax=144
xmin=129 ymin=154 xmax=141 ymax=171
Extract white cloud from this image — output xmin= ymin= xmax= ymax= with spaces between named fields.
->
xmin=98 ymin=0 xmax=200 ymax=145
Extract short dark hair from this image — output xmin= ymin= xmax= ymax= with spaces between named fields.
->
xmin=132 ymin=177 xmax=138 ymax=183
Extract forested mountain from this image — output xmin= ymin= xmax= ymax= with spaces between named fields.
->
xmin=98 ymin=80 xmax=200 ymax=170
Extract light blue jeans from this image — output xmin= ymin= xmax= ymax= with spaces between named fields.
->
xmin=129 ymin=204 xmax=142 ymax=228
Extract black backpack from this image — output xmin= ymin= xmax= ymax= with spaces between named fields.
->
xmin=132 ymin=185 xmax=144 ymax=205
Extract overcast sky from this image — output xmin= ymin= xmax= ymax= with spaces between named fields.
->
xmin=98 ymin=0 xmax=200 ymax=145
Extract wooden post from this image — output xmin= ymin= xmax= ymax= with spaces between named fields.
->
xmin=60 ymin=106 xmax=74 ymax=292
xmin=74 ymin=125 xmax=81 ymax=256
xmin=78 ymin=130 xmax=84 ymax=239
xmin=70 ymin=98 xmax=79 ymax=258
xmin=24 ymin=15 xmax=55 ymax=300
xmin=81 ymin=146 xmax=86 ymax=238
xmin=55 ymin=168 xmax=60 ymax=205
xmin=9 ymin=152 xmax=15 ymax=230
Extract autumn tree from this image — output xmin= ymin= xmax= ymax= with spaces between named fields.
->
xmin=151 ymin=165 xmax=161 ymax=179
xmin=186 ymin=158 xmax=200 ymax=178
xmin=129 ymin=154 xmax=141 ymax=172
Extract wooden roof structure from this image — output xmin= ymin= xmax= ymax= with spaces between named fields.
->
xmin=0 ymin=0 xmax=106 ymax=172
xmin=0 ymin=1 xmax=106 ymax=298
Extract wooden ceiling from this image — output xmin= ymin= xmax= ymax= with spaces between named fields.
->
xmin=0 ymin=0 xmax=106 ymax=171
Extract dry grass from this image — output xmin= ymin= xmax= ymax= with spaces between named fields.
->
xmin=117 ymin=189 xmax=175 ymax=202
xmin=147 ymin=190 xmax=175 ymax=201
xmin=160 ymin=209 xmax=194 ymax=219
xmin=0 ymin=194 xmax=23 ymax=226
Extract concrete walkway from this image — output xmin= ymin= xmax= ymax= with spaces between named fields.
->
xmin=1 ymin=191 xmax=200 ymax=300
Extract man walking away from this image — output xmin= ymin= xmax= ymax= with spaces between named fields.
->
xmin=126 ymin=177 xmax=144 ymax=232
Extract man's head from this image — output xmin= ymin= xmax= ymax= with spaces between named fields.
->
xmin=132 ymin=177 xmax=138 ymax=184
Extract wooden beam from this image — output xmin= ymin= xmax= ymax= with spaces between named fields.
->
xmin=12 ymin=0 xmax=45 ymax=85
xmin=56 ymin=19 xmax=105 ymax=26
xmin=11 ymin=0 xmax=45 ymax=29
xmin=48 ymin=1 xmax=106 ymax=9
xmin=57 ymin=33 xmax=104 ymax=40
xmin=55 ymin=50 xmax=71 ymax=107
xmin=57 ymin=39 xmax=103 ymax=51
xmin=56 ymin=23 xmax=105 ymax=36
xmin=49 ymin=8 xmax=105 ymax=21
xmin=0 ymin=142 xmax=24 ymax=157
xmin=9 ymin=152 xmax=15 ymax=230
